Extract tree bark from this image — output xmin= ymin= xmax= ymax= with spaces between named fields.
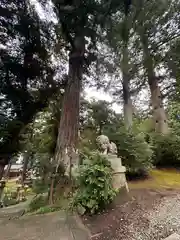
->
xmin=141 ymin=34 xmax=169 ymax=134
xmin=0 ymin=164 xmax=5 ymax=180
xmin=49 ymin=36 xmax=85 ymax=203
xmin=120 ymin=6 xmax=133 ymax=130
xmin=122 ymin=45 xmax=133 ymax=129
xmin=21 ymin=152 xmax=29 ymax=185
xmin=49 ymin=177 xmax=55 ymax=205
xmin=4 ymin=161 xmax=12 ymax=179
xmin=55 ymin=50 xmax=84 ymax=169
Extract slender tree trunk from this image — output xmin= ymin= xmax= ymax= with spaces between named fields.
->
xmin=122 ymin=45 xmax=133 ymax=129
xmin=0 ymin=164 xmax=5 ymax=180
xmin=49 ymin=36 xmax=85 ymax=204
xmin=99 ymin=124 xmax=103 ymax=135
xmin=42 ymin=167 xmax=48 ymax=185
xmin=49 ymin=177 xmax=55 ymax=205
xmin=4 ymin=161 xmax=12 ymax=179
xmin=21 ymin=152 xmax=29 ymax=185
xmin=141 ymin=34 xmax=169 ymax=134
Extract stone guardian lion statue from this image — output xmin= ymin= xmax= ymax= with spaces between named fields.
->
xmin=96 ymin=135 xmax=117 ymax=155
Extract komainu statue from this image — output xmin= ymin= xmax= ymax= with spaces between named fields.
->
xmin=109 ymin=141 xmax=117 ymax=155
xmin=96 ymin=135 xmax=110 ymax=154
xmin=96 ymin=135 xmax=129 ymax=192
xmin=96 ymin=135 xmax=117 ymax=156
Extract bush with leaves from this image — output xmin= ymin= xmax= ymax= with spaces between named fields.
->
xmin=110 ymin=128 xmax=153 ymax=177
xmin=28 ymin=193 xmax=48 ymax=212
xmin=3 ymin=195 xmax=17 ymax=207
xmin=2 ymin=189 xmax=18 ymax=207
xmin=72 ymin=152 xmax=117 ymax=215
xmin=151 ymin=133 xmax=180 ymax=167
xmin=32 ymin=179 xmax=49 ymax=194
xmin=34 ymin=206 xmax=61 ymax=215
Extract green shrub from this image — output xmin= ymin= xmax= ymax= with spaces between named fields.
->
xmin=32 ymin=179 xmax=49 ymax=194
xmin=2 ymin=189 xmax=18 ymax=206
xmin=151 ymin=133 xmax=180 ymax=167
xmin=35 ymin=206 xmax=61 ymax=214
xmin=28 ymin=193 xmax=48 ymax=212
xmin=72 ymin=152 xmax=117 ymax=215
xmin=110 ymin=128 xmax=153 ymax=177
xmin=11 ymin=190 xmax=18 ymax=199
xmin=3 ymin=195 xmax=17 ymax=206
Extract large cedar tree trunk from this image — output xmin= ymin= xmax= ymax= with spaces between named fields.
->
xmin=49 ymin=37 xmax=85 ymax=204
xmin=122 ymin=45 xmax=133 ymax=129
xmin=55 ymin=50 xmax=84 ymax=169
xmin=121 ymin=5 xmax=133 ymax=130
xmin=141 ymin=34 xmax=169 ymax=134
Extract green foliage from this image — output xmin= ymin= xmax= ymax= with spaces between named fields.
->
xmin=2 ymin=189 xmax=18 ymax=206
xmin=79 ymin=99 xmax=123 ymax=157
xmin=89 ymin=100 xmax=112 ymax=134
xmin=28 ymin=194 xmax=48 ymax=212
xmin=0 ymin=0 xmax=63 ymax=163
xmin=136 ymin=118 xmax=154 ymax=135
xmin=80 ymin=99 xmax=123 ymax=137
xmin=168 ymin=101 xmax=180 ymax=135
xmin=28 ymin=194 xmax=68 ymax=214
xmin=35 ymin=206 xmax=61 ymax=215
xmin=20 ymin=97 xmax=62 ymax=182
xmin=151 ymin=133 xmax=180 ymax=167
xmin=3 ymin=197 xmax=17 ymax=207
xmin=32 ymin=179 xmax=49 ymax=194
xmin=72 ymin=152 xmax=117 ymax=215
xmin=79 ymin=129 xmax=97 ymax=153
xmin=111 ymin=128 xmax=153 ymax=177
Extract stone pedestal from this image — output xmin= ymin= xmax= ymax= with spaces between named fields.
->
xmin=108 ymin=154 xmax=129 ymax=192
xmin=164 ymin=233 xmax=180 ymax=240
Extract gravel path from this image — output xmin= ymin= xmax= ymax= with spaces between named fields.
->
xmin=84 ymin=189 xmax=180 ymax=240
xmin=129 ymin=191 xmax=180 ymax=240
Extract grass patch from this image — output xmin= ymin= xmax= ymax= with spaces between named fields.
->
xmin=26 ymin=194 xmax=71 ymax=215
xmin=5 ymin=179 xmax=18 ymax=191
xmin=129 ymin=168 xmax=180 ymax=189
xmin=34 ymin=206 xmax=62 ymax=215
xmin=5 ymin=179 xmax=33 ymax=194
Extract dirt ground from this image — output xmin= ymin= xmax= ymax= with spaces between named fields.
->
xmin=0 ymin=210 xmax=90 ymax=240
xmin=83 ymin=189 xmax=180 ymax=240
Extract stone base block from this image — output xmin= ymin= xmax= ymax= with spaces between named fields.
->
xmin=112 ymin=171 xmax=129 ymax=192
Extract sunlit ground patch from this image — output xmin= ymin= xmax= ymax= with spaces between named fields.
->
xmin=129 ymin=169 xmax=180 ymax=189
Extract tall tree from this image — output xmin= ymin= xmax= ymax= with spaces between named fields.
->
xmin=46 ymin=0 xmax=126 ymax=175
xmin=0 ymin=0 xmax=66 ymax=175
xmin=121 ymin=3 xmax=134 ymax=129
xmin=135 ymin=0 xmax=180 ymax=134
xmin=140 ymin=31 xmax=169 ymax=134
xmin=106 ymin=1 xmax=144 ymax=129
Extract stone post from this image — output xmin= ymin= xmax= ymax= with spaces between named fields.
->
xmin=0 ymin=178 xmax=6 ymax=207
xmin=16 ymin=184 xmax=22 ymax=202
